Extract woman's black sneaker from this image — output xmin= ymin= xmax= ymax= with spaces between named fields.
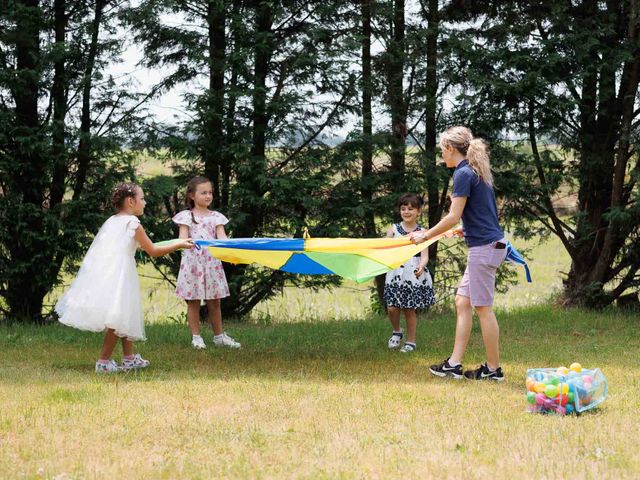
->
xmin=429 ymin=358 xmax=463 ymax=379
xmin=463 ymin=363 xmax=505 ymax=382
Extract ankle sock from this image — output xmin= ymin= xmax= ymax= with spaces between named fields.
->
xmin=123 ymin=355 xmax=134 ymax=361
xmin=447 ymin=359 xmax=461 ymax=367
xmin=97 ymin=359 xmax=109 ymax=365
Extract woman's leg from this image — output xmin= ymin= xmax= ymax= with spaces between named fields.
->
xmin=449 ymin=294 xmax=473 ymax=364
xmin=206 ymin=299 xmax=223 ymax=336
xmin=475 ymin=306 xmax=500 ymax=370
xmin=187 ymin=300 xmax=202 ymax=336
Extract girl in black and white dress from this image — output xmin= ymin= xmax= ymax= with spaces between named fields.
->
xmin=383 ymin=193 xmax=436 ymax=352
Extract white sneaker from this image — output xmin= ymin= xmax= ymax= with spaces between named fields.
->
xmin=95 ymin=359 xmax=120 ymax=373
xmin=400 ymin=342 xmax=416 ymax=353
xmin=120 ymin=353 xmax=150 ymax=371
xmin=192 ymin=335 xmax=207 ymax=350
xmin=213 ymin=332 xmax=241 ymax=349
xmin=388 ymin=330 xmax=403 ymax=349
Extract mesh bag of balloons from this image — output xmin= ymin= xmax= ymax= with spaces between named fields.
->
xmin=525 ymin=363 xmax=607 ymax=415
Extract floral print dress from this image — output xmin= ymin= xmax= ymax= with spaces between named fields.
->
xmin=173 ymin=210 xmax=230 ymax=300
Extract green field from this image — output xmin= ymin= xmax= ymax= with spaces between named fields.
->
xmin=1 ymin=305 xmax=639 ymax=478
xmin=3 ymin=234 xmax=640 ymax=478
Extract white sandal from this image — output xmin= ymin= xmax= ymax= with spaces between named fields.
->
xmin=388 ymin=331 xmax=403 ymax=349
xmin=399 ymin=343 xmax=416 ymax=353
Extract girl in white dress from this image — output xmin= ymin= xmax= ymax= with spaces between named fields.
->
xmin=56 ymin=183 xmax=193 ymax=373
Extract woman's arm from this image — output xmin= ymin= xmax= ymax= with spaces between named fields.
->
xmin=411 ymin=196 xmax=467 ymax=244
xmin=135 ymin=225 xmax=193 ymax=257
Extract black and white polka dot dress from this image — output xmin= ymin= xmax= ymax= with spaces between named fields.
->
xmin=383 ymin=223 xmax=436 ymax=309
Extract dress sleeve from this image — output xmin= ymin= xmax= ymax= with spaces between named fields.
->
xmin=126 ymin=216 xmax=141 ymax=238
xmin=172 ymin=210 xmax=192 ymax=227
xmin=214 ymin=211 xmax=229 ymax=226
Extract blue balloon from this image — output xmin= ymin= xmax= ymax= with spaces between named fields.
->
xmin=565 ymin=404 xmax=575 ymax=414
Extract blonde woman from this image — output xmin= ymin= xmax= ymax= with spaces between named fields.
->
xmin=410 ymin=126 xmax=506 ymax=381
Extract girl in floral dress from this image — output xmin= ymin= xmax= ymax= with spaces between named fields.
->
xmin=173 ymin=176 xmax=240 ymax=349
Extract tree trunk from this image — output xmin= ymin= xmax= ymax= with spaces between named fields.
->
xmin=563 ymin=0 xmax=640 ymax=307
xmin=73 ymin=0 xmax=106 ymax=199
xmin=361 ymin=0 xmax=376 ymax=237
xmin=234 ymin=1 xmax=272 ymax=238
xmin=6 ymin=0 xmax=47 ymax=320
xmin=223 ymin=1 xmax=274 ymax=316
xmin=387 ymin=0 xmax=406 ymax=187
xmin=421 ymin=0 xmax=443 ymax=274
xmin=221 ymin=0 xmax=243 ymax=211
xmin=49 ymin=0 xmax=68 ymax=209
xmin=204 ymin=0 xmax=226 ymax=208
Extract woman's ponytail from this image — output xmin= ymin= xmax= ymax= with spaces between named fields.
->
xmin=467 ymin=138 xmax=493 ymax=187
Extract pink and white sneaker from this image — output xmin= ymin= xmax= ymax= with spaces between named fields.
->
xmin=95 ymin=359 xmax=120 ymax=374
xmin=120 ymin=353 xmax=150 ymax=371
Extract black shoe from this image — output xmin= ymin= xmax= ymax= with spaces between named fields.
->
xmin=429 ymin=358 xmax=463 ymax=379
xmin=463 ymin=363 xmax=505 ymax=382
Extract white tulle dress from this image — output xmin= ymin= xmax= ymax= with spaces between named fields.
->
xmin=55 ymin=214 xmax=145 ymax=341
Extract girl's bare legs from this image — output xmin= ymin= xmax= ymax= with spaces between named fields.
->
xmin=206 ymin=299 xmax=223 ymax=336
xmin=388 ymin=306 xmax=402 ymax=332
xmin=475 ymin=306 xmax=500 ymax=370
xmin=450 ymin=294 xmax=473 ymax=364
xmin=404 ymin=309 xmax=417 ymax=343
xmin=99 ymin=329 xmax=119 ymax=360
xmin=121 ymin=338 xmax=133 ymax=357
xmin=187 ymin=300 xmax=202 ymax=336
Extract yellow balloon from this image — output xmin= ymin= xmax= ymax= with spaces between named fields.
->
xmin=557 ymin=366 xmax=569 ymax=375
xmin=534 ymin=382 xmax=547 ymax=393
xmin=558 ymin=383 xmax=569 ymax=395
xmin=570 ymin=362 xmax=582 ymax=373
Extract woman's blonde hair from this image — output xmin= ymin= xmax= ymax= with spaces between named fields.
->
xmin=440 ymin=126 xmax=493 ymax=186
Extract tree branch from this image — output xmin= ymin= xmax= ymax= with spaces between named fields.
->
xmin=528 ymin=99 xmax=577 ymax=260
xmin=270 ymin=79 xmax=355 ymax=174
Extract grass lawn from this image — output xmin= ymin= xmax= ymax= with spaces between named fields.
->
xmin=1 ymin=305 xmax=639 ymax=479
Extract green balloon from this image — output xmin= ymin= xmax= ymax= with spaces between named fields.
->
xmin=527 ymin=391 xmax=536 ymax=404
xmin=545 ymin=384 xmax=558 ymax=398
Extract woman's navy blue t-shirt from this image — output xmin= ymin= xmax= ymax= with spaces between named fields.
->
xmin=451 ymin=159 xmax=503 ymax=247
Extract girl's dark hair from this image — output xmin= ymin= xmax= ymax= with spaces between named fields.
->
xmin=112 ymin=182 xmax=139 ymax=211
xmin=185 ymin=176 xmax=212 ymax=224
xmin=397 ymin=192 xmax=424 ymax=209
